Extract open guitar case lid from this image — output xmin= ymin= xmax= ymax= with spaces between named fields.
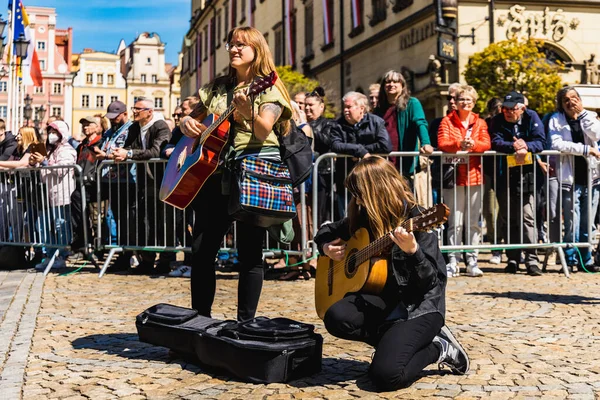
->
xmin=136 ymin=303 xmax=323 ymax=383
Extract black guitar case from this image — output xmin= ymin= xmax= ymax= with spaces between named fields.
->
xmin=136 ymin=303 xmax=322 ymax=383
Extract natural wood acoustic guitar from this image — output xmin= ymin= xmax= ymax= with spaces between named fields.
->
xmin=159 ymin=72 xmax=278 ymax=209
xmin=314 ymin=204 xmax=450 ymax=320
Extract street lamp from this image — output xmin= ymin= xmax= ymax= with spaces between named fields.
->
xmin=23 ymin=94 xmax=32 ymax=125
xmin=34 ymin=105 xmax=45 ymax=129
xmin=14 ymin=32 xmax=29 ymax=58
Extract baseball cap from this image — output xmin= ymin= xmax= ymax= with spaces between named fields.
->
xmin=105 ymin=100 xmax=127 ymax=119
xmin=79 ymin=116 xmax=97 ymax=125
xmin=502 ymin=91 xmax=525 ymax=108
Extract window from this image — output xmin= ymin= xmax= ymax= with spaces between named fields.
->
xmin=231 ymin=0 xmax=237 ymax=30
xmin=0 ymin=82 xmax=7 ymax=92
xmin=152 ymin=74 xmax=158 ymax=84
xmin=216 ymin=11 xmax=222 ymax=45
xmin=223 ymin=2 xmax=229 ymax=41
xmin=370 ymin=0 xmax=387 ymax=26
xmin=203 ymin=26 xmax=208 ymax=61
xmin=146 ymin=57 xmax=152 ymax=65
xmin=107 ymin=74 xmax=114 ymax=85
xmin=0 ymin=106 xmax=6 ymax=118
xmin=240 ymin=0 xmax=246 ymax=23
xmin=273 ymin=23 xmax=283 ymax=66
xmin=97 ymin=74 xmax=103 ymax=84
xmin=53 ymin=83 xmax=62 ymax=94
xmin=141 ymin=74 xmax=147 ymax=83
xmin=96 ymin=95 xmax=104 ymax=108
xmin=82 ymin=95 xmax=90 ymax=108
xmin=349 ymin=0 xmax=365 ymax=36
xmin=110 ymin=96 xmax=118 ymax=103
xmin=304 ymin=1 xmax=314 ymax=57
xmin=36 ymin=41 xmax=46 ymax=51
xmin=39 ymin=59 xmax=46 ymax=70
xmin=155 ymin=97 xmax=163 ymax=109
xmin=34 ymin=86 xmax=44 ymax=94
xmin=86 ymin=74 xmax=93 ymax=84
xmin=51 ymin=107 xmax=62 ymax=117
xmin=322 ymin=0 xmax=334 ymax=48
xmin=392 ymin=0 xmax=413 ymax=13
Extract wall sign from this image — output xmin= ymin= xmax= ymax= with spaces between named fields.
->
xmin=498 ymin=5 xmax=580 ymax=42
xmin=399 ymin=21 xmax=436 ymax=50
xmin=438 ymin=37 xmax=457 ymax=61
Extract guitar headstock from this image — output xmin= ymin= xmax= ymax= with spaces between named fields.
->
xmin=248 ymin=71 xmax=278 ymax=96
xmin=408 ymin=203 xmax=450 ymax=233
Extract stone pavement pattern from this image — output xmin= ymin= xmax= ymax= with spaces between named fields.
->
xmin=1 ymin=261 xmax=600 ymax=399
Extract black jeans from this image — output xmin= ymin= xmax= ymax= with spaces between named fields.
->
xmin=324 ymin=294 xmax=444 ymax=391
xmin=190 ymin=174 xmax=266 ymax=321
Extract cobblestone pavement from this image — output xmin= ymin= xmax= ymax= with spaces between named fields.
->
xmin=1 ymin=257 xmax=600 ymax=399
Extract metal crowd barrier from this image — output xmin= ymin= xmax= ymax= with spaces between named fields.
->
xmin=311 ymin=151 xmax=599 ymax=278
xmin=0 ymin=164 xmax=88 ymax=276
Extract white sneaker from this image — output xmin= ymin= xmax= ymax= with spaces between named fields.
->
xmin=446 ymin=262 xmax=459 ymax=278
xmin=466 ymin=263 xmax=483 ymax=277
xmin=130 ymin=255 xmax=140 ymax=267
xmin=168 ymin=265 xmax=191 ymax=277
xmin=489 ymin=255 xmax=501 ymax=265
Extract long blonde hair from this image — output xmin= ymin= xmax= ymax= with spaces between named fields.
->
xmin=18 ymin=126 xmax=39 ymax=153
xmin=346 ymin=156 xmax=416 ymax=238
xmin=225 ymin=26 xmax=292 ymax=135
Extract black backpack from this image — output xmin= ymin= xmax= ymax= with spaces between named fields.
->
xmin=278 ymin=120 xmax=313 ymax=188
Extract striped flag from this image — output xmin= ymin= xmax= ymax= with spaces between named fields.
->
xmin=322 ymin=0 xmax=332 ymax=45
xmin=230 ymin=0 xmax=236 ymax=29
xmin=351 ymin=0 xmax=362 ymax=30
xmin=285 ymin=0 xmax=294 ymax=65
xmin=196 ymin=32 xmax=202 ymax=90
xmin=247 ymin=0 xmax=254 ymax=27
xmin=10 ymin=0 xmax=43 ymax=86
xmin=208 ymin=18 xmax=214 ymax=81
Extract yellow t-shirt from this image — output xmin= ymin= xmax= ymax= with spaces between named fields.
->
xmin=198 ymin=79 xmax=292 ymax=155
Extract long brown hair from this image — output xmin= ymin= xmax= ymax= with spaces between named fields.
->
xmin=225 ymin=26 xmax=292 ymax=135
xmin=376 ymin=70 xmax=410 ymax=113
xmin=345 ymin=156 xmax=416 ymax=238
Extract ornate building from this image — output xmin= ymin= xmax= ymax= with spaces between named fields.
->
xmin=71 ymin=50 xmax=127 ymax=139
xmin=179 ymin=0 xmax=600 ymax=118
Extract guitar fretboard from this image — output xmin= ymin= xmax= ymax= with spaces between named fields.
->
xmin=198 ymin=103 xmax=236 ymax=144
xmin=353 ymin=218 xmax=413 ymax=266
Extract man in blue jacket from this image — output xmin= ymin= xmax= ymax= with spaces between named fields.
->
xmin=490 ymin=91 xmax=546 ymax=276
xmin=330 ymin=91 xmax=392 ymax=218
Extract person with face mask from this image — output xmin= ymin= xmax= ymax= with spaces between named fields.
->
xmin=30 ymin=121 xmax=77 ymax=270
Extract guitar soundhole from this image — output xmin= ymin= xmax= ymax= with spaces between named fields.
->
xmin=345 ymin=249 xmax=359 ymax=279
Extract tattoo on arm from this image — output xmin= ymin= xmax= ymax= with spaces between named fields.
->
xmin=189 ymin=101 xmax=208 ymax=119
xmin=260 ymin=103 xmax=283 ymax=121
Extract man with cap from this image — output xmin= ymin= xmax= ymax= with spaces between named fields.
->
xmin=489 ymin=91 xmax=546 ymax=276
xmin=70 ymin=116 xmax=104 ymax=254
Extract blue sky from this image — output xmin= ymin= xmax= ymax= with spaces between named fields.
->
xmin=23 ymin=0 xmax=190 ymax=65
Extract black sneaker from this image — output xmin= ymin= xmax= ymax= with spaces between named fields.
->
xmin=435 ymin=325 xmax=470 ymax=375
xmin=526 ymin=264 xmax=543 ymax=276
xmin=504 ymin=260 xmax=518 ymax=274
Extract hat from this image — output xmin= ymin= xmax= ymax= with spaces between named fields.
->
xmin=502 ymin=91 xmax=525 ymax=108
xmin=48 ymin=121 xmax=70 ymax=139
xmin=79 ymin=116 xmax=97 ymax=125
xmin=105 ymin=100 xmax=126 ymax=119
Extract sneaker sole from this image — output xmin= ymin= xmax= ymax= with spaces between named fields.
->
xmin=440 ymin=326 xmax=470 ymax=375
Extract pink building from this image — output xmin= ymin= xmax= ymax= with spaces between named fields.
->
xmin=0 ymin=6 xmax=73 ymax=130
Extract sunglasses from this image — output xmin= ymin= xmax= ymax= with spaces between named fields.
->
xmin=446 ymin=95 xmax=456 ymax=101
xmin=305 ymin=89 xmax=322 ymax=98
xmin=172 ymin=113 xmax=182 ymax=118
xmin=131 ymin=107 xmax=150 ymax=112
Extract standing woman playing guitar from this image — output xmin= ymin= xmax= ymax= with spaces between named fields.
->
xmin=180 ymin=27 xmax=292 ymax=321
xmin=314 ymin=156 xmax=469 ymax=390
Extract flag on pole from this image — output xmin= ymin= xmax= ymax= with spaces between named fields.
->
xmin=196 ymin=32 xmax=202 ymax=90
xmin=322 ymin=0 xmax=332 ymax=45
xmin=12 ymin=1 xmax=43 ymax=86
xmin=351 ymin=0 xmax=362 ymax=30
xmin=284 ymin=0 xmax=294 ymax=66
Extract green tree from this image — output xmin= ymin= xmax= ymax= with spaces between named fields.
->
xmin=463 ymin=39 xmax=563 ymax=115
xmin=276 ymin=66 xmax=337 ymax=119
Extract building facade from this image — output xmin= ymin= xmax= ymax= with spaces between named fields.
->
xmin=180 ymin=0 xmax=600 ymax=118
xmin=0 ymin=6 xmax=73 ymax=129
xmin=119 ymin=32 xmax=171 ymax=117
xmin=71 ymin=50 xmax=127 ymax=138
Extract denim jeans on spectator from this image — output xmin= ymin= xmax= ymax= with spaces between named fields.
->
xmin=562 ymin=184 xmax=600 ymax=266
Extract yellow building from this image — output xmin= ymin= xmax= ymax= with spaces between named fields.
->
xmin=180 ymin=0 xmax=600 ymax=118
xmin=72 ymin=50 xmax=127 ymax=139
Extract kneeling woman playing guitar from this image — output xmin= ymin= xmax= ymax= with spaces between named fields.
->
xmin=314 ymin=156 xmax=469 ymax=390
xmin=179 ymin=27 xmax=293 ymax=322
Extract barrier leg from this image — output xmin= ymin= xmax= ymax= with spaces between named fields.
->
xmin=43 ymin=249 xmax=60 ymax=277
xmin=541 ymin=248 xmax=553 ymax=272
xmin=556 ymin=246 xmax=569 ymax=278
xmin=98 ymin=247 xmax=123 ymax=278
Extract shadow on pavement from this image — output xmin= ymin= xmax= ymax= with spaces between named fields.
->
xmin=468 ymin=291 xmax=600 ymax=304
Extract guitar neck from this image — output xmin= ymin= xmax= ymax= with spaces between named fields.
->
xmin=198 ymin=103 xmax=236 ymax=144
xmin=354 ymin=218 xmax=413 ymax=265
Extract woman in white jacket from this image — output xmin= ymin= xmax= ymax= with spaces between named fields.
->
xmin=549 ymin=86 xmax=600 ymax=272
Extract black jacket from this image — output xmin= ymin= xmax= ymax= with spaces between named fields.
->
xmin=124 ymin=119 xmax=171 ymax=160
xmin=330 ymin=113 xmax=392 ymax=158
xmin=314 ymin=206 xmax=447 ymax=322
xmin=0 ymin=132 xmax=17 ymax=161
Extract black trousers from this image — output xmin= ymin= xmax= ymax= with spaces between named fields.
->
xmin=190 ymin=174 xmax=266 ymax=321
xmin=324 ymin=294 xmax=444 ymax=391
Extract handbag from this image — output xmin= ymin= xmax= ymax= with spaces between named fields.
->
xmin=229 ymin=156 xmax=297 ymax=228
xmin=277 ymin=120 xmax=313 ymax=188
